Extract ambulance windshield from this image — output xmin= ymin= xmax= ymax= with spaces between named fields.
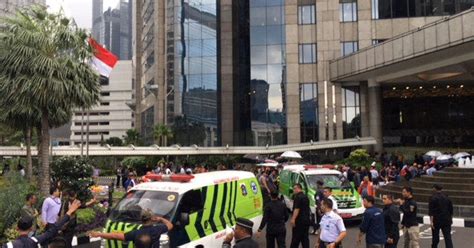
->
xmin=110 ymin=190 xmax=179 ymax=223
xmin=306 ymin=174 xmax=351 ymax=189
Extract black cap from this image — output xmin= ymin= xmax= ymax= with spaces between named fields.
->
xmin=17 ymin=216 xmax=34 ymax=231
xmin=432 ymin=184 xmax=443 ymax=191
xmin=236 ymin=217 xmax=254 ymax=230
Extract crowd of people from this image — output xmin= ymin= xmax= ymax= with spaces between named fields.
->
xmin=254 ymin=183 xmax=454 ymax=248
xmin=2 ymin=151 xmax=460 ymax=248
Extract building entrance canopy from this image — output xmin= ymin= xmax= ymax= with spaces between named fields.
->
xmin=329 ymin=8 xmax=474 ymax=84
xmin=329 ymin=9 xmax=474 ymax=149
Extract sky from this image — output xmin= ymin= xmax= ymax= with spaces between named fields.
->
xmin=46 ymin=0 xmax=120 ymax=30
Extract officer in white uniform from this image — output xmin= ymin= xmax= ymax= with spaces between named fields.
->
xmin=315 ymin=198 xmax=347 ymax=248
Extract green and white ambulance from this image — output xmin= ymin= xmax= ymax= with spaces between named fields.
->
xmin=105 ymin=171 xmax=263 ymax=248
xmin=279 ymin=164 xmax=364 ymax=220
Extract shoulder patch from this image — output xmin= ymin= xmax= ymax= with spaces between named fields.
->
xmin=410 ymin=205 xmax=415 ymax=212
xmin=240 ymin=183 xmax=248 ymax=196
xmin=250 ymin=181 xmax=258 ymax=195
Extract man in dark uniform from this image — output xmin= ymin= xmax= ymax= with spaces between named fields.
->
xmin=4 ymin=200 xmax=82 ymax=248
xmin=382 ymin=194 xmax=400 ymax=248
xmin=90 ymin=209 xmax=173 ymax=247
xmin=396 ymin=186 xmax=419 ymax=248
xmin=312 ymin=181 xmax=325 ymax=234
xmin=429 ymin=184 xmax=453 ymax=248
xmin=257 ymin=191 xmax=289 ymax=248
xmin=290 ymin=183 xmax=310 ymax=248
xmin=222 ymin=218 xmax=258 ymax=248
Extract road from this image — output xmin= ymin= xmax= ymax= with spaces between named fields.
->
xmin=255 ymin=220 xmax=474 ymax=248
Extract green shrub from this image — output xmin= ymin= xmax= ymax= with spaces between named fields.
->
xmin=337 ymin=149 xmax=377 ymax=169
xmin=76 ymin=208 xmax=96 ymax=224
xmin=0 ymin=173 xmax=36 ymax=241
xmin=51 ymin=157 xmax=94 ymax=202
xmin=122 ymin=156 xmax=149 ymax=175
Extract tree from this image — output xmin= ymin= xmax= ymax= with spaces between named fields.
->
xmin=51 ymin=156 xmax=94 ymax=201
xmin=123 ymin=128 xmax=142 ymax=145
xmin=105 ymin=136 xmax=123 ymax=146
xmin=153 ymin=124 xmax=173 ymax=146
xmin=0 ymin=6 xmax=100 ymax=195
xmin=171 ymin=116 xmax=206 ymax=146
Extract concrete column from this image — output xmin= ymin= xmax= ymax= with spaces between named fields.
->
xmin=334 ymin=82 xmax=343 ymax=140
xmin=220 ymin=1 xmax=234 ymax=146
xmin=367 ymin=78 xmax=383 ymax=154
xmin=318 ymin=82 xmax=327 ymax=141
xmin=360 ymin=81 xmax=369 ymax=137
xmin=327 ymin=82 xmax=334 ymax=140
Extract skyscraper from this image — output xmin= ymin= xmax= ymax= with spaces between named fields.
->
xmin=0 ymin=0 xmax=45 ymax=16
xmin=133 ymin=0 xmax=474 ymax=151
xmin=91 ymin=0 xmax=132 ymax=60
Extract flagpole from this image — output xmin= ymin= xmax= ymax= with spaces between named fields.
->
xmin=81 ymin=108 xmax=84 ymax=157
xmin=86 ymin=109 xmax=90 ymax=158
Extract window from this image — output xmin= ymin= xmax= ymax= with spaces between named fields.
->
xmin=299 ymin=43 xmax=317 ymax=64
xmin=298 ymin=5 xmax=316 ymax=24
xmin=340 ymin=0 xmax=358 ymax=22
xmin=371 ymin=0 xmax=469 ymax=19
xmin=341 ymin=41 xmax=358 ymax=56
xmin=100 ymin=102 xmax=110 ymax=106
xmin=101 ymin=92 xmax=110 ymax=96
xmin=300 ymin=83 xmax=319 ymax=142
xmin=372 ymin=39 xmax=387 ymax=45
xmin=342 ymin=86 xmax=361 ymax=138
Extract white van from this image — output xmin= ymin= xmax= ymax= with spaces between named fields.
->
xmin=105 ymin=171 xmax=263 ymax=248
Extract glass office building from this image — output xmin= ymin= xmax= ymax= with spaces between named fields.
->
xmin=135 ymin=0 xmax=474 ymax=150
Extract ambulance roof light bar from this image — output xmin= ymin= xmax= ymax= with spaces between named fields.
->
xmin=144 ymin=173 xmax=195 ymax=182
xmin=304 ymin=164 xmax=335 ymax=170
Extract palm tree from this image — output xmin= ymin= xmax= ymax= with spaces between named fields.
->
xmin=0 ymin=6 xmax=100 ymax=195
xmin=153 ymin=124 xmax=173 ymax=146
xmin=123 ymin=128 xmax=142 ymax=145
xmin=0 ymin=102 xmax=38 ymax=179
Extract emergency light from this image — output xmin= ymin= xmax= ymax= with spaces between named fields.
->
xmin=304 ymin=164 xmax=335 ymax=170
xmin=144 ymin=173 xmax=195 ymax=182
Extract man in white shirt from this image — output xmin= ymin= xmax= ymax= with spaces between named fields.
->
xmin=315 ymin=198 xmax=347 ymax=248
xmin=370 ymin=163 xmax=379 ymax=184
xmin=323 ymin=187 xmax=338 ymax=213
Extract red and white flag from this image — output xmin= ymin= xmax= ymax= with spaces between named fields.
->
xmin=88 ymin=38 xmax=118 ymax=78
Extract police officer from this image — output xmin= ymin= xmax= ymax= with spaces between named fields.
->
xmin=382 ymin=194 xmax=400 ymax=248
xmin=223 ymin=218 xmax=259 ymax=248
xmin=357 ymin=196 xmax=386 ymax=248
xmin=90 ymin=209 xmax=173 ymax=247
xmin=396 ymin=186 xmax=419 ymax=248
xmin=290 ymin=183 xmax=310 ymax=248
xmin=4 ymin=200 xmax=81 ymax=248
xmin=323 ymin=187 xmax=338 ymax=213
xmin=429 ymin=184 xmax=453 ymax=248
xmin=257 ymin=191 xmax=288 ymax=248
xmin=315 ymin=198 xmax=347 ymax=248
xmin=312 ymin=181 xmax=325 ymax=234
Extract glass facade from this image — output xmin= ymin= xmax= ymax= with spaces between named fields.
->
xmin=383 ymin=84 xmax=474 ymax=147
xmin=300 ymin=83 xmax=319 ymax=142
xmin=250 ymin=0 xmax=287 ymax=146
xmin=340 ymin=0 xmax=358 ymax=22
xmin=141 ymin=106 xmax=155 ymax=145
xmin=342 ymin=86 xmax=361 ymax=138
xmin=167 ymin=0 xmax=219 ymax=146
xmin=372 ymin=0 xmax=474 ymax=19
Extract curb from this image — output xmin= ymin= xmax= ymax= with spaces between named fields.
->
xmin=72 ymin=236 xmax=101 ymax=247
xmin=416 ymin=216 xmax=474 ymax=228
